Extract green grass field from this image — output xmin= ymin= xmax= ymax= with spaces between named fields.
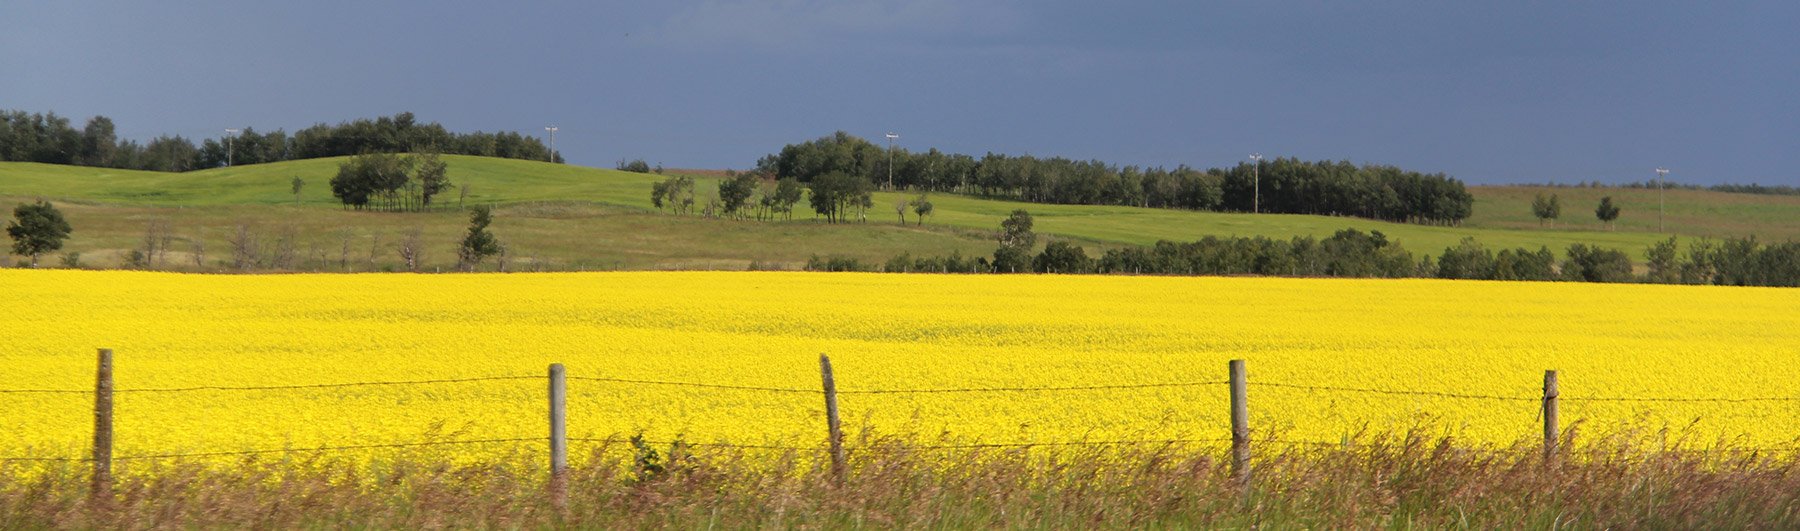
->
xmin=3 ymin=156 xmax=1795 ymax=270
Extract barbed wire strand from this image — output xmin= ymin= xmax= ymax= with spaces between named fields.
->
xmin=7 ymin=375 xmax=1800 ymax=405
xmin=0 ymin=376 xmax=539 ymax=395
xmin=1564 ymin=396 xmax=1800 ymax=403
xmin=1256 ymin=381 xmax=1539 ymax=402
xmin=839 ymin=381 xmax=1232 ymax=394
xmin=117 ymin=376 xmax=540 ymax=393
xmin=0 ymin=438 xmax=542 ymax=463
xmin=568 ymin=437 xmax=811 ymax=451
xmin=565 ymin=376 xmax=819 ymax=394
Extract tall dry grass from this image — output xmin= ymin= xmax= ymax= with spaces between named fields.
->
xmin=6 ymin=431 xmax=1800 ymax=529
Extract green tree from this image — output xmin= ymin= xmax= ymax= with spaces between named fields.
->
xmin=1531 ymin=192 xmax=1561 ymax=227
xmin=7 ymin=201 xmax=73 ymax=267
xmin=414 ymin=152 xmax=451 ymax=207
xmin=457 ymin=205 xmax=502 ymax=270
xmin=992 ymin=245 xmax=1032 ymax=273
xmin=808 ymin=171 xmax=869 ymax=223
xmin=1646 ymin=236 xmax=1680 ymax=283
xmin=1033 ymin=240 xmax=1092 ymax=273
xmin=651 ymin=175 xmax=696 ymax=215
xmin=330 ymin=152 xmax=412 ymax=210
xmin=718 ymin=172 xmax=759 ymax=219
xmin=650 ymin=180 xmax=669 ymax=212
xmin=1562 ymin=243 xmax=1634 ymax=282
xmin=999 ymin=209 xmax=1036 ymax=249
xmin=290 ymin=176 xmax=305 ymax=205
xmin=772 ymin=177 xmax=804 ymax=220
xmin=1436 ymin=237 xmax=1496 ymax=280
xmin=616 ymin=158 xmax=651 ymax=173
xmin=79 ymin=116 xmax=118 ymax=167
xmin=910 ymin=194 xmax=934 ymax=226
xmin=993 ymin=209 xmax=1037 ymax=273
xmin=1595 ymin=196 xmax=1621 ymax=230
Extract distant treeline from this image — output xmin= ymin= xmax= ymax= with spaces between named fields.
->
xmin=814 ymin=209 xmax=1800 ymax=287
xmin=0 ymin=110 xmax=559 ymax=172
xmin=756 ymin=132 xmax=1474 ymax=225
xmin=1506 ymin=181 xmax=1800 ymax=197
xmin=855 ymin=235 xmax=1800 ymax=287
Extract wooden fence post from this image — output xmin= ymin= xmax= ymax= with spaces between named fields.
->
xmin=548 ymin=363 xmax=568 ymax=508
xmin=820 ymin=354 xmax=846 ymax=485
xmin=1542 ymin=369 xmax=1559 ymax=463
xmin=1229 ymin=359 xmax=1250 ymax=487
xmin=91 ymin=348 xmax=114 ymax=502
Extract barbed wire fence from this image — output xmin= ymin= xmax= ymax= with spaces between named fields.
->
xmin=5 ymin=348 xmax=1799 ymax=500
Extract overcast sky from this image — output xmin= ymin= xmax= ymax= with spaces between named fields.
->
xmin=3 ymin=1 xmax=1794 ymax=184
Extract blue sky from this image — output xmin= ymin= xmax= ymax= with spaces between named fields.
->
xmin=3 ymin=1 xmax=1794 ymax=185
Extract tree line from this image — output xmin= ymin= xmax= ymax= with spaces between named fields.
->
xmin=755 ymin=132 xmax=1474 ymax=224
xmin=1512 ymin=181 xmax=1800 ymax=197
xmin=815 ymin=209 xmax=1800 ymax=288
xmin=0 ymin=110 xmax=559 ymax=172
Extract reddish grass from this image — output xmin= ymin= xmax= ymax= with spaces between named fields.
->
xmin=6 ymin=432 xmax=1800 ymax=529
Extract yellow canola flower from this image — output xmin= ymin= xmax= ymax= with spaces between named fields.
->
xmin=2 ymin=269 xmax=1797 ymax=466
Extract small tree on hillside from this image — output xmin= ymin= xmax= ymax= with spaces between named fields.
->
xmin=457 ymin=205 xmax=501 ymax=271
xmin=6 ymin=201 xmax=73 ymax=268
xmin=1595 ymin=196 xmax=1621 ymax=231
xmin=999 ymin=209 xmax=1036 ymax=249
xmin=718 ymin=172 xmax=759 ymax=219
xmin=291 ymin=176 xmax=305 ymax=205
xmin=1531 ymin=192 xmax=1561 ymax=227
xmin=910 ymin=194 xmax=934 ymax=226
xmin=993 ymin=209 xmax=1036 ymax=273
xmin=772 ymin=177 xmax=804 ymax=221
xmin=414 ymin=152 xmax=451 ymax=208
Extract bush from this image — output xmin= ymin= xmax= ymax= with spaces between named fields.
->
xmin=805 ymin=255 xmax=869 ymax=272
xmin=1562 ymin=244 xmax=1634 ymax=283
xmin=1033 ymin=241 xmax=1093 ymax=274
xmin=616 ymin=159 xmax=652 ymax=173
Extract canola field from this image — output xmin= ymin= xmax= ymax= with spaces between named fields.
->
xmin=3 ymin=269 xmax=1798 ymax=464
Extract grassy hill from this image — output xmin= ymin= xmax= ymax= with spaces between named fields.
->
xmin=3 ymin=156 xmax=1795 ymax=270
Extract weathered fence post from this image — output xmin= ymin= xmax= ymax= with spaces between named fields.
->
xmin=820 ymin=354 xmax=846 ymax=485
xmin=1542 ymin=369 xmax=1559 ymax=463
xmin=91 ymin=348 xmax=114 ymax=502
xmin=548 ymin=363 xmax=568 ymax=508
xmin=1229 ymin=359 xmax=1250 ymax=488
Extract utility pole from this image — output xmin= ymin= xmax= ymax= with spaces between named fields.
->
xmin=885 ymin=132 xmax=899 ymax=190
xmin=1249 ymin=153 xmax=1263 ymax=214
xmin=224 ymin=128 xmax=241 ymax=167
xmin=544 ymin=126 xmax=558 ymax=163
xmin=1655 ymin=167 xmax=1669 ymax=232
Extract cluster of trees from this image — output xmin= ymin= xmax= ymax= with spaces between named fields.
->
xmin=802 ymin=208 xmax=1800 ymax=288
xmin=1645 ymin=236 xmax=1800 ymax=287
xmin=328 ymin=152 xmax=456 ymax=211
xmin=1518 ymin=181 xmax=1800 ymax=197
xmin=755 ymin=132 xmax=1474 ymax=224
xmin=1529 ymin=192 xmax=1624 ymax=230
xmin=616 ymin=159 xmax=658 ymax=174
xmin=1092 ymin=230 xmax=1418 ymax=278
xmin=0 ymin=110 xmax=559 ymax=172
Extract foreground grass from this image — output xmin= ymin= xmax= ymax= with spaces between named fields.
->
xmin=8 ymin=433 xmax=1799 ymax=529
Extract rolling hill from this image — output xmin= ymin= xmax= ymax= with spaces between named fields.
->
xmin=2 ymin=156 xmax=1795 ymax=270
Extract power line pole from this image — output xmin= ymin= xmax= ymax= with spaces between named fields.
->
xmin=224 ymin=128 xmax=241 ymax=167
xmin=885 ymin=132 xmax=899 ymax=190
xmin=1655 ymin=167 xmax=1669 ymax=232
xmin=544 ymin=126 xmax=558 ymax=163
xmin=1249 ymin=153 xmax=1263 ymax=214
